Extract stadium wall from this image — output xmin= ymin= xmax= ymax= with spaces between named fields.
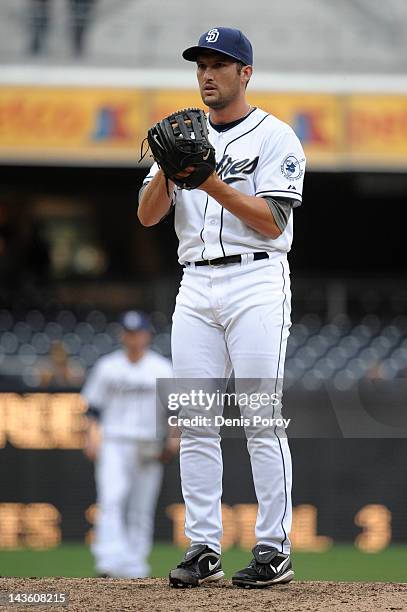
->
xmin=0 ymin=389 xmax=406 ymax=551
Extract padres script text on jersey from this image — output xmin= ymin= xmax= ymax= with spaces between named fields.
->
xmin=144 ymin=108 xmax=305 ymax=263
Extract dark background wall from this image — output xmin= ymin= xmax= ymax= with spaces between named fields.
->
xmin=1 ymin=437 xmax=406 ymax=544
xmin=0 ymin=166 xmax=405 ymax=280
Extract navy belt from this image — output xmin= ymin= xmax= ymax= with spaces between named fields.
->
xmin=185 ymin=252 xmax=269 ymax=267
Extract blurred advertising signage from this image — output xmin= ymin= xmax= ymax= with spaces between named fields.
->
xmin=347 ymin=95 xmax=407 ymax=167
xmin=0 ymin=502 xmax=392 ymax=551
xmin=0 ymin=503 xmax=61 ymax=549
xmin=0 ymin=393 xmax=86 ymax=449
xmin=0 ymin=87 xmax=406 ymax=168
xmin=0 ymin=87 xmax=146 ymax=163
xmin=166 ymin=502 xmax=392 ymax=554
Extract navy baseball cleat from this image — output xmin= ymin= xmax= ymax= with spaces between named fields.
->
xmin=232 ymin=544 xmax=294 ymax=588
xmin=169 ymin=544 xmax=224 ymax=588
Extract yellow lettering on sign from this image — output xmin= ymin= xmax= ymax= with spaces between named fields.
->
xmin=0 ymin=503 xmax=23 ymax=548
xmin=290 ymin=504 xmax=332 ymax=552
xmin=48 ymin=394 xmax=86 ymax=449
xmin=233 ymin=504 xmax=258 ymax=550
xmin=85 ymin=504 xmax=97 ymax=545
xmin=23 ymin=504 xmax=61 ymax=549
xmin=218 ymin=505 xmax=236 ymax=550
xmin=355 ymin=504 xmax=392 ymax=552
xmin=5 ymin=394 xmax=51 ymax=448
xmin=167 ymin=503 xmax=335 ymax=551
xmin=166 ymin=504 xmax=188 ymax=548
xmin=0 ymin=393 xmax=87 ymax=449
xmin=0 ymin=503 xmax=60 ymax=549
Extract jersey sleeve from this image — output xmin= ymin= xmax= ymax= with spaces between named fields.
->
xmin=254 ymin=129 xmax=306 ymax=207
xmin=143 ymin=161 xmax=160 ymax=185
xmin=141 ymin=162 xmax=178 ymax=215
xmin=81 ymin=360 xmax=107 ymax=412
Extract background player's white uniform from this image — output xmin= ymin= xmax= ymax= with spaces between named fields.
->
xmin=144 ymin=108 xmax=305 ymax=555
xmin=82 ymin=348 xmax=172 ymax=577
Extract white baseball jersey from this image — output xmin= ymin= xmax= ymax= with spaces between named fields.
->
xmin=81 ymin=349 xmax=172 ymax=440
xmin=143 ymin=107 xmax=306 ymax=264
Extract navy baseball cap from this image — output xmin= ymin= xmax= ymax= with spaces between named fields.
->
xmin=119 ymin=311 xmax=152 ymax=332
xmin=183 ymin=27 xmax=253 ymax=66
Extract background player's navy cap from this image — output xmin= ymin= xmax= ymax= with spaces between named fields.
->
xmin=182 ymin=27 xmax=253 ymax=66
xmin=119 ymin=310 xmax=152 ymax=332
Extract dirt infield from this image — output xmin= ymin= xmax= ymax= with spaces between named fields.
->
xmin=0 ymin=578 xmax=406 ymax=612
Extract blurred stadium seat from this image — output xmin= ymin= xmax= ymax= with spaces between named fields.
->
xmin=1 ymin=303 xmax=406 ymax=390
xmin=0 ymin=0 xmax=407 ymax=72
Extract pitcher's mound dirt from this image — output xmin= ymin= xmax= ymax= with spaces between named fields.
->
xmin=0 ymin=578 xmax=406 ymax=612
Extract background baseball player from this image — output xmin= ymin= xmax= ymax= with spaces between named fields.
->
xmin=139 ymin=27 xmax=305 ymax=588
xmin=82 ymin=310 xmax=175 ymax=578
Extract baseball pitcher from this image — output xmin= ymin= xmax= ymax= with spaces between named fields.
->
xmin=139 ymin=27 xmax=306 ymax=588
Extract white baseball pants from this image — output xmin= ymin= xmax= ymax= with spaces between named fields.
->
xmin=92 ymin=437 xmax=163 ymax=577
xmin=171 ymin=255 xmax=292 ymax=555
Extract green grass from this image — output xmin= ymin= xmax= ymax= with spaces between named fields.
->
xmin=0 ymin=544 xmax=406 ymax=582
